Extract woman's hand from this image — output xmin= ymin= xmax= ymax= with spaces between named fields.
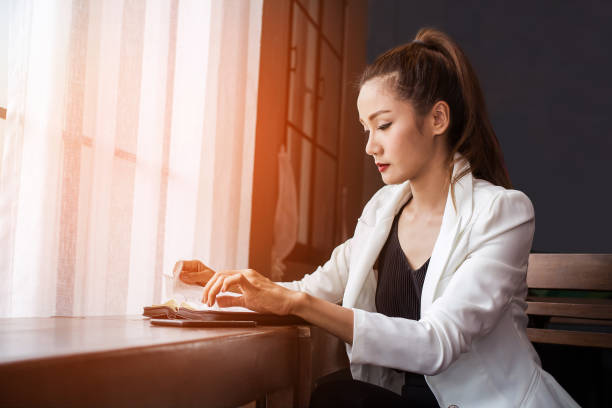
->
xmin=203 ymin=268 xmax=354 ymax=343
xmin=174 ymin=260 xmax=215 ymax=287
xmin=202 ymin=269 xmax=300 ymax=315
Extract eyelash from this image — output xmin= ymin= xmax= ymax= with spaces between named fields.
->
xmin=363 ymin=122 xmax=392 ymax=136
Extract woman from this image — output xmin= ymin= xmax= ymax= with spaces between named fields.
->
xmin=179 ymin=28 xmax=578 ymax=407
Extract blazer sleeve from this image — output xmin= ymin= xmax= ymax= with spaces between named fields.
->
xmin=348 ymin=189 xmax=535 ymax=375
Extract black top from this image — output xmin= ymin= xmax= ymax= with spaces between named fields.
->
xmin=374 ymin=201 xmax=437 ymax=400
xmin=375 ymin=201 xmax=430 ymax=320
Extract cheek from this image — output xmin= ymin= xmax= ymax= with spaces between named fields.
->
xmin=391 ymin=127 xmax=423 ymax=158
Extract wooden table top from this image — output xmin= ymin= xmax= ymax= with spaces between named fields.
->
xmin=0 ymin=315 xmax=301 ymax=408
xmin=0 ymin=315 xmax=293 ymax=365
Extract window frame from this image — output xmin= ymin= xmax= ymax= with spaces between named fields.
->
xmin=249 ymin=0 xmax=370 ymax=277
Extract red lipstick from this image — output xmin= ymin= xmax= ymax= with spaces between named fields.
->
xmin=376 ymin=163 xmax=389 ymax=172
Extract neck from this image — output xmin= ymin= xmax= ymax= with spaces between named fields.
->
xmin=408 ymin=155 xmax=451 ymax=216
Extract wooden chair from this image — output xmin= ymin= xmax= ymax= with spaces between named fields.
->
xmin=526 ymin=253 xmax=612 ymax=348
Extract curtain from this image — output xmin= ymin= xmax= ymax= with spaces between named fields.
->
xmin=0 ymin=0 xmax=262 ymax=317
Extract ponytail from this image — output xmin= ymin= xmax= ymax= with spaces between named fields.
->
xmin=360 ymin=28 xmax=512 ymax=189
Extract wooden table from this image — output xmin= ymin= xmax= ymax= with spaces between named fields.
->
xmin=0 ymin=316 xmax=348 ymax=408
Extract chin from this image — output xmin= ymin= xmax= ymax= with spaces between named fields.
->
xmin=381 ymin=172 xmax=409 ymax=185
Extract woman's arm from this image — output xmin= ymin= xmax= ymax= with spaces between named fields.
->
xmin=177 ymin=236 xmax=356 ymax=340
xmin=182 ymin=185 xmax=388 ymax=304
xmin=201 ymin=268 xmax=355 ymax=344
xmin=291 ymin=292 xmax=354 ymax=344
xmin=200 ymin=185 xmax=390 ymax=341
xmin=176 ymin=236 xmax=353 ymax=302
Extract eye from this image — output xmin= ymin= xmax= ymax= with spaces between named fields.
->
xmin=362 ymin=128 xmax=370 ymax=137
xmin=377 ymin=122 xmax=392 ymax=131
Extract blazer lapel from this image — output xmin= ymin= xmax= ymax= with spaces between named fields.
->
xmin=420 ymin=195 xmax=461 ymax=312
xmin=343 ymin=155 xmax=473 ymax=311
xmin=343 ymin=182 xmax=412 ymax=308
xmin=421 ymin=158 xmax=473 ymax=312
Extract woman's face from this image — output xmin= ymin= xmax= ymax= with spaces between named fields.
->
xmin=357 ymin=77 xmax=438 ymax=185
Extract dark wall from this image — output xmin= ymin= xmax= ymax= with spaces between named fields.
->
xmin=366 ymin=0 xmax=612 ymax=253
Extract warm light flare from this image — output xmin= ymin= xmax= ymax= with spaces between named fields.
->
xmin=1 ymin=0 xmax=261 ymax=317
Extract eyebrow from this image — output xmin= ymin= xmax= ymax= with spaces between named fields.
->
xmin=360 ymin=109 xmax=391 ymax=123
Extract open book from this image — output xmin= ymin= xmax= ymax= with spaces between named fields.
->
xmin=143 ymin=299 xmax=306 ymax=325
xmin=148 ymin=261 xmax=306 ymax=325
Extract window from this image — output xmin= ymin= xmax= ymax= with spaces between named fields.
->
xmin=249 ymin=0 xmax=370 ymax=279
xmin=1 ymin=0 xmax=261 ymax=317
xmin=0 ymin=0 xmax=6 ymax=121
xmin=286 ymin=0 xmax=347 ymax=262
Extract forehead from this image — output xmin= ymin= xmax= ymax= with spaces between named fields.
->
xmin=357 ymin=77 xmax=399 ymax=118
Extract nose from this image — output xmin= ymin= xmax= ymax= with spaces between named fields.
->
xmin=365 ymin=133 xmax=382 ymax=157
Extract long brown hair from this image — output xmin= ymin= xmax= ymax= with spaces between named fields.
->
xmin=359 ymin=28 xmax=512 ymax=189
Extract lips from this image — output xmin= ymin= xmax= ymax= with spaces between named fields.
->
xmin=376 ymin=163 xmax=389 ymax=172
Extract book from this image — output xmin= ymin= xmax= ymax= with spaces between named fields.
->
xmin=143 ymin=299 xmax=306 ymax=325
xmin=149 ymin=318 xmax=257 ymax=328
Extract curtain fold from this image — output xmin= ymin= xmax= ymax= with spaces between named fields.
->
xmin=1 ymin=0 xmax=261 ymax=317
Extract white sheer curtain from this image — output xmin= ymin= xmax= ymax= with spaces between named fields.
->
xmin=0 ymin=0 xmax=261 ymax=317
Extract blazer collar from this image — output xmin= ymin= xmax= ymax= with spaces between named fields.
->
xmin=372 ymin=155 xmax=472 ymax=224
xmin=421 ymin=157 xmax=472 ymax=310
xmin=343 ymin=155 xmax=473 ymax=309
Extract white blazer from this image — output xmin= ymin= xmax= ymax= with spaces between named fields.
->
xmin=280 ymin=158 xmax=579 ymax=407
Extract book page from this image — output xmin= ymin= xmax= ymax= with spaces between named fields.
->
xmin=179 ymin=293 xmax=253 ymax=313
xmin=162 ymin=262 xmax=253 ymax=312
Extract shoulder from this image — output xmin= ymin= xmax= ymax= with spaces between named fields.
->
xmin=469 ymin=178 xmax=535 ymax=238
xmin=472 ymin=178 xmax=534 ymax=216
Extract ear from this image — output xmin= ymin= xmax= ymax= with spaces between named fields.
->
xmin=430 ymin=100 xmax=450 ymax=136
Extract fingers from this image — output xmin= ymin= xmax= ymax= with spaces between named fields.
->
xmin=205 ymin=273 xmax=227 ymax=307
xmin=217 ymin=295 xmax=245 ymax=308
xmin=180 ymin=270 xmax=213 ymax=285
xmin=201 ymin=269 xmax=261 ymax=307
xmin=221 ymin=274 xmax=244 ymax=293
xmin=182 ymin=260 xmax=205 ymax=272
xmin=175 ymin=259 xmax=215 ymax=285
xmin=202 ymin=271 xmax=241 ymax=306
xmin=202 ymin=273 xmax=222 ymax=305
xmin=208 ymin=274 xmax=244 ymax=306
xmin=207 ymin=269 xmax=285 ymax=314
xmin=173 ymin=261 xmax=184 ymax=278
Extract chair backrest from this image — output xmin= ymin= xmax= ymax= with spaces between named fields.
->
xmin=525 ymin=253 xmax=612 ymax=348
xmin=527 ymin=253 xmax=612 ymax=291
